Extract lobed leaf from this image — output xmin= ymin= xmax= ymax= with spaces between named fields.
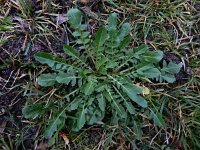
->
xmin=136 ymin=63 xmax=161 ymax=78
xmin=34 ymin=52 xmax=67 ymax=69
xmin=108 ymin=76 xmax=148 ymax=108
xmin=159 ymin=74 xmax=176 ymax=83
xmin=118 ymin=23 xmax=131 ymax=40
xmin=63 ymin=45 xmax=80 ymax=59
xmin=132 ymin=44 xmax=148 ymax=59
xmin=37 ymin=73 xmax=57 ymax=87
xmin=69 ymin=98 xmax=82 ymax=111
xmin=107 ymin=13 xmax=118 ymax=31
xmin=22 ymin=103 xmax=45 ymax=119
xmin=141 ymin=51 xmax=163 ymax=62
xmin=44 ymin=106 xmax=68 ymax=139
xmin=95 ymin=57 xmax=108 ymax=70
xmin=56 ymin=72 xmax=77 ymax=85
xmin=97 ymin=94 xmax=106 ymax=112
xmin=37 ymin=72 xmax=79 ymax=87
xmin=158 ymin=61 xmax=182 ymax=83
xmin=87 ymin=109 xmax=99 ymax=125
xmin=119 ymin=35 xmax=132 ymax=49
xmin=161 ymin=61 xmax=182 ymax=74
xmin=84 ymin=80 xmax=96 ymax=96
xmin=113 ymin=100 xmax=127 ymax=118
xmin=150 ymin=110 xmax=166 ymax=127
xmin=122 ymin=83 xmax=148 ymax=108
xmin=124 ymin=101 xmax=136 ymax=115
xmin=67 ymin=8 xmax=82 ymax=29
xmin=94 ymin=27 xmax=107 ymax=51
xmin=76 ymin=107 xmax=87 ymax=130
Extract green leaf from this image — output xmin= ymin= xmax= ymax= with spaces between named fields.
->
xmin=108 ymin=75 xmax=147 ymax=108
xmin=87 ymin=109 xmax=99 ymax=125
xmin=124 ymin=101 xmax=135 ymax=115
xmin=113 ymin=100 xmax=127 ymax=118
xmin=0 ymin=25 xmax=14 ymax=31
xmin=95 ymin=57 xmax=108 ymax=70
xmin=161 ymin=61 xmax=182 ymax=74
xmin=141 ymin=51 xmax=163 ymax=62
xmin=119 ymin=35 xmax=132 ymax=49
xmin=80 ymin=24 xmax=87 ymax=30
xmin=22 ymin=103 xmax=44 ymax=119
xmin=107 ymin=13 xmax=118 ymax=31
xmin=106 ymin=86 xmax=127 ymax=118
xmin=72 ymin=31 xmax=81 ymax=37
xmin=67 ymin=8 xmax=82 ymax=29
xmin=133 ymin=44 xmax=148 ymax=59
xmin=118 ymin=23 xmax=131 ymax=40
xmin=82 ymin=32 xmax=90 ymax=38
xmin=158 ymin=61 xmax=182 ymax=83
xmin=94 ymin=27 xmax=107 ymax=51
xmin=106 ymin=60 xmax=118 ymax=68
xmin=123 ymin=86 xmax=147 ymax=108
xmin=77 ymin=107 xmax=87 ymax=130
xmin=87 ymin=97 xmax=95 ymax=105
xmin=97 ymin=94 xmax=106 ymax=112
xmin=44 ymin=106 xmax=68 ymax=139
xmin=136 ymin=64 xmax=161 ymax=78
xmin=103 ymin=90 xmax=112 ymax=102
xmin=37 ymin=73 xmax=57 ymax=87
xmin=70 ymin=98 xmax=82 ymax=110
xmin=84 ymin=81 xmax=96 ymax=95
xmin=143 ymin=68 xmax=161 ymax=78
xmin=122 ymin=84 xmax=147 ymax=108
xmin=37 ymin=72 xmax=79 ymax=87
xmin=48 ymin=132 xmax=58 ymax=147
xmin=63 ymin=45 xmax=88 ymax=68
xmin=133 ymin=121 xmax=143 ymax=140
xmin=112 ymin=84 xmax=136 ymax=115
xmin=76 ymin=39 xmax=83 ymax=44
xmin=63 ymin=45 xmax=80 ymax=59
xmin=160 ymin=74 xmax=176 ymax=83
xmin=150 ymin=110 xmax=166 ymax=127
xmin=34 ymin=52 xmax=66 ymax=69
xmin=56 ymin=72 xmax=77 ymax=85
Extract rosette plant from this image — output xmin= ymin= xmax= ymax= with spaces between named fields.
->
xmin=23 ymin=8 xmax=182 ymax=140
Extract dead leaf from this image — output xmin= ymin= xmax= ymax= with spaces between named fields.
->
xmin=59 ymin=132 xmax=70 ymax=149
xmin=0 ymin=0 xmax=7 ymax=5
xmin=0 ymin=120 xmax=7 ymax=134
xmin=36 ymin=141 xmax=48 ymax=150
xmin=116 ymin=134 xmax=128 ymax=150
xmin=80 ymin=6 xmax=99 ymax=19
xmin=79 ymin=0 xmax=89 ymax=4
xmin=13 ymin=16 xmax=30 ymax=31
xmin=142 ymin=86 xmax=150 ymax=95
xmin=0 ymin=108 xmax=6 ymax=116
xmin=56 ymin=14 xmax=67 ymax=26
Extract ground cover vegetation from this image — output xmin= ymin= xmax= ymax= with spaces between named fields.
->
xmin=0 ymin=0 xmax=200 ymax=149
